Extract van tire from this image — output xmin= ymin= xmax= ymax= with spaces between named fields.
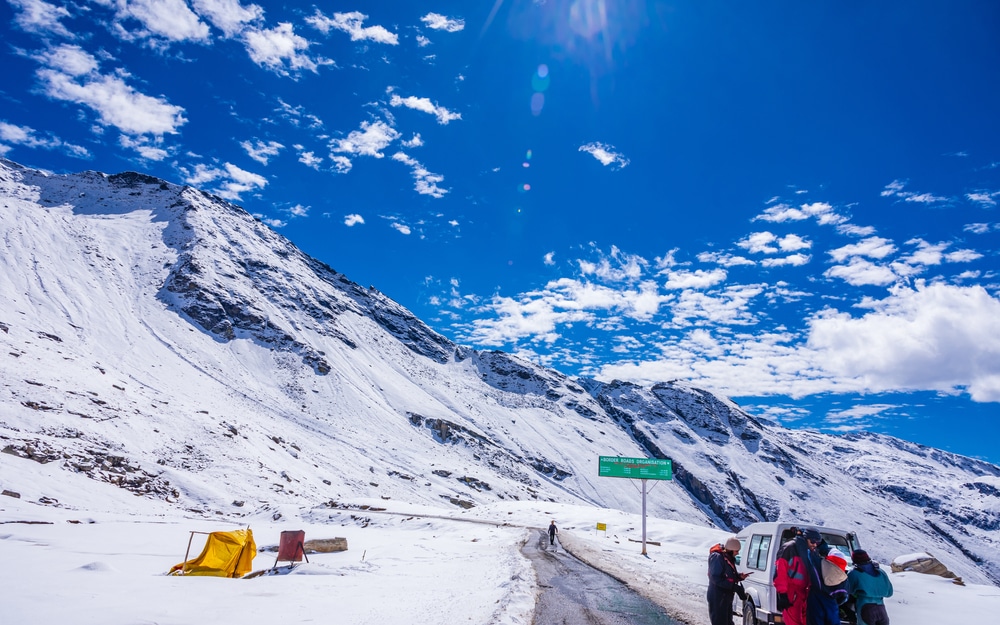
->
xmin=742 ymin=600 xmax=758 ymax=625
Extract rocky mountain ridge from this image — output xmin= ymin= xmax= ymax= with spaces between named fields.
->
xmin=1 ymin=158 xmax=998 ymax=585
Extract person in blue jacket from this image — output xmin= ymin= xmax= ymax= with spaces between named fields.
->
xmin=707 ymin=537 xmax=749 ymax=625
xmin=847 ymin=550 xmax=893 ymax=625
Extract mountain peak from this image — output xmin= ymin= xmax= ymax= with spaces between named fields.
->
xmin=2 ymin=159 xmax=998 ymax=586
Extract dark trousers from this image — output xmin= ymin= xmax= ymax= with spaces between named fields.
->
xmin=707 ymin=586 xmax=735 ymax=625
xmin=860 ymin=604 xmax=890 ymax=625
xmin=807 ymin=592 xmax=840 ymax=625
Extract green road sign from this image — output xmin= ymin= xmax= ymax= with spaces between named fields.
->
xmin=598 ymin=456 xmax=673 ymax=480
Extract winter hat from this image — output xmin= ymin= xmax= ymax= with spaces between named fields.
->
xmin=821 ymin=554 xmax=849 ymax=586
xmin=827 ymin=551 xmax=848 ymax=572
xmin=725 ymin=537 xmax=742 ymax=552
xmin=851 ymin=550 xmax=871 ymax=566
xmin=804 ymin=529 xmax=823 ymax=543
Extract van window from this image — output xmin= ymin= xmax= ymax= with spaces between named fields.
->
xmin=745 ymin=534 xmax=772 ymax=571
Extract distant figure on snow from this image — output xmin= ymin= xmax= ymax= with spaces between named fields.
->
xmin=548 ymin=520 xmax=558 ymax=545
xmin=848 ymin=550 xmax=893 ymax=625
xmin=707 ymin=537 xmax=748 ymax=625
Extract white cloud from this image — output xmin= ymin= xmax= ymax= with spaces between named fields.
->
xmin=192 ymin=0 xmax=262 ymax=38
xmin=578 ymin=246 xmax=647 ymax=283
xmin=669 ymin=284 xmax=764 ymax=327
xmin=898 ymin=239 xmax=953 ymax=267
xmin=344 ymin=214 xmax=364 ymax=226
xmin=240 ymin=138 xmax=284 ymax=165
xmin=391 ymin=222 xmax=412 ymax=235
xmin=287 ymin=204 xmax=308 ymax=217
xmin=117 ymin=0 xmax=211 ymax=42
xmin=35 ymin=44 xmax=98 ymax=76
xmin=243 ymin=22 xmax=330 ymax=75
xmin=8 ymin=0 xmax=73 ymax=37
xmin=578 ymin=142 xmax=629 ymax=169
xmin=277 ymin=100 xmax=323 ymax=128
xmin=663 ymin=268 xmax=727 ymax=290
xmin=460 ymin=278 xmax=667 ymax=346
xmin=0 ymin=120 xmax=90 ymax=158
xmin=392 ymin=152 xmax=448 ymax=198
xmin=256 ymin=215 xmax=286 ymax=228
xmin=881 ymin=180 xmax=907 ymax=197
xmin=416 ymin=35 xmax=431 ymax=47
xmin=881 ymin=179 xmax=948 ymax=204
xmin=964 ymin=223 xmax=994 ymax=235
xmin=825 ymin=404 xmax=897 ymax=429
xmin=297 ymin=150 xmax=322 ymax=169
xmin=306 ymin=10 xmax=398 ymax=44
xmin=966 ymin=191 xmax=1000 ymax=207
xmin=807 ymin=282 xmax=1000 ymax=401
xmin=330 ymin=120 xmax=400 ymax=158
xmin=905 ymin=192 xmax=948 ymax=204
xmin=184 ymin=162 xmax=267 ymax=200
xmin=401 ymin=134 xmax=424 ymax=148
xmin=778 ymin=234 xmax=811 ymax=252
xmin=421 ymin=13 xmax=464 ymax=32
xmin=118 ymin=135 xmax=168 ymax=160
xmin=761 ymin=253 xmax=811 ymax=267
xmin=945 ymin=249 xmax=983 ymax=263
xmin=828 ymin=236 xmax=896 ymax=262
xmin=697 ymin=251 xmax=755 ymax=267
xmin=543 ymin=252 xmax=555 ymax=266
xmin=330 ymin=155 xmax=352 ymax=173
xmin=737 ymin=231 xmax=779 ymax=254
xmin=824 ymin=257 xmax=897 ymax=286
xmin=754 ymin=201 xmax=844 ymax=225
xmin=388 ymin=91 xmax=461 ymax=124
xmin=35 ymin=45 xmax=187 ymax=136
xmin=837 ymin=223 xmax=877 ymax=237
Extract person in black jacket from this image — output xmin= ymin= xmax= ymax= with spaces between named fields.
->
xmin=707 ymin=537 xmax=749 ymax=625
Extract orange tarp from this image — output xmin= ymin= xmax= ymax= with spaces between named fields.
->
xmin=169 ymin=529 xmax=256 ymax=578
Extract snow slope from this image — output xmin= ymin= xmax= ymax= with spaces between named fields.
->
xmin=1 ymin=157 xmax=998 ymax=599
xmin=2 ymin=453 xmax=997 ymax=625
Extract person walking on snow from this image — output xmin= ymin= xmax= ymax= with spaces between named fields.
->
xmin=707 ymin=537 xmax=749 ymax=625
xmin=548 ymin=520 xmax=558 ymax=545
xmin=774 ymin=529 xmax=818 ymax=625
xmin=847 ymin=550 xmax=893 ymax=625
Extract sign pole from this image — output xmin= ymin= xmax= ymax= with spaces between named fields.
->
xmin=641 ymin=479 xmax=648 ymax=555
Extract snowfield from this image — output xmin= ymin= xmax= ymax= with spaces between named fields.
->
xmin=2 ymin=453 xmax=997 ymax=625
xmin=3 ymin=159 xmax=1000 ymax=623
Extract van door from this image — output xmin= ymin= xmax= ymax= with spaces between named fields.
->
xmin=741 ymin=533 xmax=775 ymax=617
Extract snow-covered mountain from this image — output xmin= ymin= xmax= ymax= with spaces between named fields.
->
xmin=2 ymin=158 xmax=998 ymax=586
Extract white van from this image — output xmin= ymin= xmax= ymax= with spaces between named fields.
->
xmin=732 ymin=522 xmax=862 ymax=625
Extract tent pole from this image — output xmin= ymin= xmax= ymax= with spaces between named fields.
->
xmin=182 ymin=531 xmax=195 ymax=575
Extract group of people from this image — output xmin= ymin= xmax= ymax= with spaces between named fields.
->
xmin=707 ymin=528 xmax=893 ymax=625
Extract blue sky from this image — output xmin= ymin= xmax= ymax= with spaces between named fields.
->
xmin=2 ymin=0 xmax=999 ymax=461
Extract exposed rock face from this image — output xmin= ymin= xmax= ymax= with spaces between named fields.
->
xmin=2 ymin=157 xmax=999 ymax=586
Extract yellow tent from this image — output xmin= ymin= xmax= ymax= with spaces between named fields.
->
xmin=169 ymin=528 xmax=257 ymax=578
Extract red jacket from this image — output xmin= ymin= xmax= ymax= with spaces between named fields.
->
xmin=774 ymin=539 xmax=810 ymax=598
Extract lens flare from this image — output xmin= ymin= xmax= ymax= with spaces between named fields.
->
xmin=530 ymin=92 xmax=545 ymax=116
xmin=532 ymin=70 xmax=551 ymax=92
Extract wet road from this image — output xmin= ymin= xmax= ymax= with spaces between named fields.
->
xmin=521 ymin=530 xmax=683 ymax=625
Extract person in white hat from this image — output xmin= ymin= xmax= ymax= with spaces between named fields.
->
xmin=707 ymin=537 xmax=749 ymax=625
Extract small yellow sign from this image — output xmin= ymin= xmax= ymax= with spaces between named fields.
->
xmin=596 ymin=522 xmax=607 ymax=531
